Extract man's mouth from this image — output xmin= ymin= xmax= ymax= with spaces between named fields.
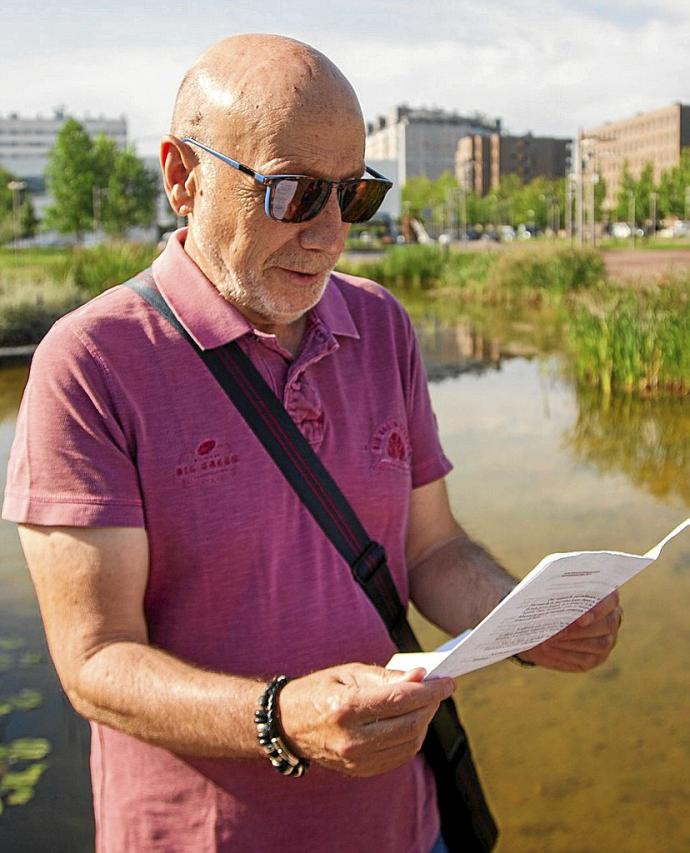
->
xmin=278 ymin=267 xmax=325 ymax=284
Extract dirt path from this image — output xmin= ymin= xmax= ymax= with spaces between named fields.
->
xmin=602 ymin=249 xmax=690 ymax=281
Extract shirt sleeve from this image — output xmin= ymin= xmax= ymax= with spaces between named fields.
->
xmin=2 ymin=318 xmax=145 ymax=527
xmin=403 ymin=317 xmax=453 ymax=489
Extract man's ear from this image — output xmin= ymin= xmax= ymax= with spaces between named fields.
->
xmin=160 ymin=136 xmax=198 ymax=217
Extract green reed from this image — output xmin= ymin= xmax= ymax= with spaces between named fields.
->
xmin=565 ymin=281 xmax=689 ymax=396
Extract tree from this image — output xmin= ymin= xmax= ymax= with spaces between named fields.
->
xmin=91 ymin=134 xmax=118 ymax=231
xmin=615 ymin=161 xmax=636 ymax=223
xmin=635 ymin=162 xmax=655 ymax=225
xmin=44 ymin=118 xmax=97 ymax=239
xmin=44 ymin=119 xmax=159 ymax=239
xmin=657 ymin=147 xmax=690 ymax=219
xmin=19 ymin=198 xmax=39 ymax=238
xmin=102 ymin=147 xmax=158 ymax=237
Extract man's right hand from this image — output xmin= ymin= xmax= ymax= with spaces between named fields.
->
xmin=279 ymin=663 xmax=455 ymax=777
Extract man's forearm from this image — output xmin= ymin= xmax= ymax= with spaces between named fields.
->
xmin=408 ymin=531 xmax=516 ymax=636
xmin=71 ymin=641 xmax=263 ymax=758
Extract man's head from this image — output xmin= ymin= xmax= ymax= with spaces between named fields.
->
xmin=162 ymin=35 xmax=367 ymax=329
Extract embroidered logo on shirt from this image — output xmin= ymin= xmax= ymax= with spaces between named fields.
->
xmin=176 ymin=438 xmax=238 ymax=486
xmin=370 ymin=419 xmax=411 ymax=472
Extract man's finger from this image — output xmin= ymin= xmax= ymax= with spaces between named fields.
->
xmin=574 ymin=591 xmax=620 ymax=628
xmin=558 ymin=606 xmax=623 ymax=640
xmin=358 ymin=674 xmax=454 ymax=722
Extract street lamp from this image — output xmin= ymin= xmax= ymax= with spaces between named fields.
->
xmin=628 ymin=189 xmax=636 ymax=248
xmin=7 ymin=180 xmax=27 ymax=259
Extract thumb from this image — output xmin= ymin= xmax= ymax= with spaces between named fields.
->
xmin=384 ymin=666 xmax=427 ymax=684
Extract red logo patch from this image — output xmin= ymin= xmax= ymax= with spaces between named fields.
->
xmin=371 ymin=419 xmax=411 ymax=472
xmin=197 ymin=439 xmax=216 ymax=456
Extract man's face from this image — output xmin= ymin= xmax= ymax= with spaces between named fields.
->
xmin=188 ymin=111 xmax=364 ymax=328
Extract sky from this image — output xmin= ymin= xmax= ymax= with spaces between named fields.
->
xmin=2 ymin=0 xmax=689 ymax=157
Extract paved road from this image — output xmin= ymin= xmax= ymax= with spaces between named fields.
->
xmin=601 ymin=249 xmax=690 ymax=281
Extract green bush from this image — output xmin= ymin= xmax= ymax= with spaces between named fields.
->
xmin=441 ymin=251 xmax=499 ymax=292
xmin=338 ymin=244 xmax=446 ymax=289
xmin=487 ymin=244 xmax=605 ymax=294
xmin=0 ymin=276 xmax=83 ymax=346
xmin=63 ymin=242 xmax=159 ymax=296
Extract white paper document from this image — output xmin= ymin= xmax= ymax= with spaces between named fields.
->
xmin=387 ymin=519 xmax=690 ymax=680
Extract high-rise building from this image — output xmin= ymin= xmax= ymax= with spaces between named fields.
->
xmin=456 ymin=133 xmax=569 ymax=195
xmin=365 ymin=105 xmax=500 ymax=185
xmin=582 ymin=102 xmax=690 ymax=210
xmin=0 ymin=108 xmax=127 ymax=217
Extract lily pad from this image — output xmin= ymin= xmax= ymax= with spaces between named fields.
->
xmin=17 ymin=651 xmax=42 ymax=667
xmin=0 ymin=653 xmax=13 ymax=672
xmin=8 ymin=739 xmax=51 ymax=762
xmin=0 ymin=637 xmax=24 ymax=651
xmin=0 ymin=701 xmax=13 ymax=716
xmin=9 ymin=689 xmax=42 ymax=711
xmin=0 ymin=761 xmax=48 ymax=792
xmin=6 ymin=786 xmax=34 ymax=806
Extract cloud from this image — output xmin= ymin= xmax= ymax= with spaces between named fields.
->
xmin=1 ymin=0 xmax=688 ymax=155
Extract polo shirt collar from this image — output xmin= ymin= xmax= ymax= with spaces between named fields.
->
xmin=151 ymin=228 xmax=359 ymax=350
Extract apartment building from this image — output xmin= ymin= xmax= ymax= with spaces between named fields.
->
xmin=366 ymin=105 xmax=500 ymax=185
xmin=456 ymin=133 xmax=568 ymax=195
xmin=583 ymin=102 xmax=690 ymax=209
xmin=0 ymin=108 xmax=127 ymax=217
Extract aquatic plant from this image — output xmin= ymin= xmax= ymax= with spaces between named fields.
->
xmin=0 ymin=636 xmax=50 ymax=815
xmin=566 ymin=281 xmax=690 ymax=396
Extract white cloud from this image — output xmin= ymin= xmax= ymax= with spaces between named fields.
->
xmin=1 ymin=0 xmax=688 ymax=155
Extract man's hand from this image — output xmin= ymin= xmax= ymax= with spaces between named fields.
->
xmin=279 ymin=663 xmax=454 ymax=777
xmin=517 ymin=591 xmax=623 ymax=672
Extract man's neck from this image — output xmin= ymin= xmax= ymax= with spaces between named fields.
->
xmin=254 ymin=315 xmax=307 ymax=357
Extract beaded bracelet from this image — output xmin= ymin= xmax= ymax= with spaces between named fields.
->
xmin=255 ymin=675 xmax=310 ymax=778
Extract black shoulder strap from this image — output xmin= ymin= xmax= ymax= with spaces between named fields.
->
xmin=126 ymin=272 xmax=419 ymax=651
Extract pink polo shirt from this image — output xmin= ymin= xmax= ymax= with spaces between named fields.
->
xmin=4 ymin=229 xmax=452 ymax=853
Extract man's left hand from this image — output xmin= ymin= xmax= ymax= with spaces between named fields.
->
xmin=517 ymin=591 xmax=623 ymax=672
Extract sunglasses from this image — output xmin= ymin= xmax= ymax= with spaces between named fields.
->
xmin=182 ymin=137 xmax=392 ymax=224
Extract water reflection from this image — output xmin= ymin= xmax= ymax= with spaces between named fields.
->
xmin=567 ymin=388 xmax=690 ymax=505
xmin=0 ymin=364 xmax=27 ymax=424
xmin=415 ymin=316 xmax=503 ymax=381
xmin=0 ymin=306 xmax=688 ymax=851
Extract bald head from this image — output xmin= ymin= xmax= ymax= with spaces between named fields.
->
xmin=171 ymin=34 xmax=363 ymax=153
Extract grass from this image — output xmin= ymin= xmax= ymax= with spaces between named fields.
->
xmin=1 ymin=240 xmax=688 ymax=398
xmin=0 ymin=243 xmax=160 ymax=346
xmin=338 ymin=243 xmax=604 ymax=301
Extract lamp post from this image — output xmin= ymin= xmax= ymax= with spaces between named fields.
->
xmin=628 ymin=190 xmax=636 ymax=248
xmin=7 ymin=180 xmax=27 ymax=260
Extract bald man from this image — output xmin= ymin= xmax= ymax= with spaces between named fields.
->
xmin=4 ymin=35 xmax=621 ymax=853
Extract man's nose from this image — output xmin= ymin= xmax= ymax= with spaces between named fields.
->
xmin=298 ymin=190 xmax=348 ymax=254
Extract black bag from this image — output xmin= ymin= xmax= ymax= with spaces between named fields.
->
xmin=127 ymin=273 xmax=499 ymax=852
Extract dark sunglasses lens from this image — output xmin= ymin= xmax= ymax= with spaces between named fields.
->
xmin=270 ymin=178 xmax=331 ymax=222
xmin=338 ymin=180 xmax=390 ymax=223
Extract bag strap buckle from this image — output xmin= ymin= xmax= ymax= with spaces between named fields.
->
xmin=351 ymin=541 xmax=387 ymax=585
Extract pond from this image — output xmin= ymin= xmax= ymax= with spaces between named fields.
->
xmin=0 ymin=305 xmax=688 ymax=852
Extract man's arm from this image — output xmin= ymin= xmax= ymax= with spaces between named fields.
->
xmin=19 ymin=524 xmax=454 ymax=776
xmin=406 ymin=479 xmax=622 ymax=672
